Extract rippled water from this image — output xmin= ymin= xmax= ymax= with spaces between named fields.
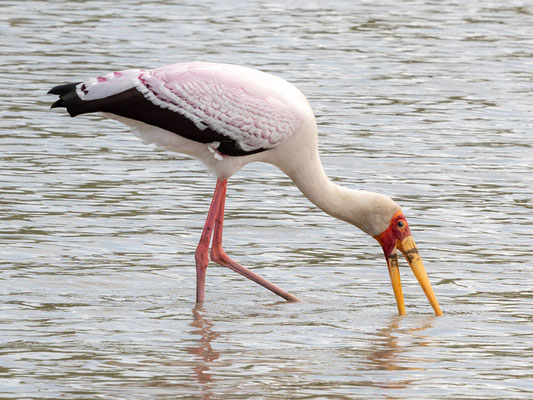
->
xmin=1 ymin=0 xmax=532 ymax=398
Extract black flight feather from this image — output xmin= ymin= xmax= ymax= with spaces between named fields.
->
xmin=48 ymin=82 xmax=267 ymax=157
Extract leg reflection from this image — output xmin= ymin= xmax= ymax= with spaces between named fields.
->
xmin=188 ymin=305 xmax=220 ymax=399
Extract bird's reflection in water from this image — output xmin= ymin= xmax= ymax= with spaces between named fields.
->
xmin=367 ymin=315 xmax=437 ymax=389
xmin=187 ymin=305 xmax=220 ymax=400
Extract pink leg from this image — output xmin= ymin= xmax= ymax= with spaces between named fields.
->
xmin=195 ymin=179 xmax=225 ymax=303
xmin=210 ymin=180 xmax=302 ymax=302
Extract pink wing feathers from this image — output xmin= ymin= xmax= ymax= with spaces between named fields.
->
xmin=70 ymin=62 xmax=302 ymax=154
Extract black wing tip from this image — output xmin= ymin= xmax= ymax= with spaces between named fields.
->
xmin=50 ymin=99 xmax=65 ymax=109
xmin=47 ymin=82 xmax=81 ymax=96
xmin=48 ymin=82 xmax=82 ymax=112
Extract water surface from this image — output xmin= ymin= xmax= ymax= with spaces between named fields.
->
xmin=1 ymin=0 xmax=532 ymax=398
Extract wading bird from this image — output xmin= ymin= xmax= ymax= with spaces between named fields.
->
xmin=48 ymin=62 xmax=442 ymax=315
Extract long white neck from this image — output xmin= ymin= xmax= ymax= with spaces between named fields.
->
xmin=280 ymin=150 xmax=399 ymax=237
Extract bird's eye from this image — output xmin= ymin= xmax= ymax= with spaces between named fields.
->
xmin=397 ymin=220 xmax=405 ymax=228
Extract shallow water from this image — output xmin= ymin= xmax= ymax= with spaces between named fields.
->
xmin=1 ymin=0 xmax=532 ymax=398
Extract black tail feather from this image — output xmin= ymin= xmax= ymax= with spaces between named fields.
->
xmin=50 ymin=98 xmax=65 ymax=109
xmin=48 ymin=82 xmax=81 ymax=96
xmin=48 ymin=82 xmax=84 ymax=116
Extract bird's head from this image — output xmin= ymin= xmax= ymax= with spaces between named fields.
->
xmin=372 ymin=207 xmax=443 ymax=316
xmin=334 ymin=190 xmax=442 ymax=315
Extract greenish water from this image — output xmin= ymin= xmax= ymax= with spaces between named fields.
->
xmin=1 ymin=0 xmax=532 ymax=398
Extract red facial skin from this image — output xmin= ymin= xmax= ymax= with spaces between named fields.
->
xmin=373 ymin=211 xmax=412 ymax=256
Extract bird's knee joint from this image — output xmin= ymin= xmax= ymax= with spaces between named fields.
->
xmin=210 ymin=247 xmax=227 ymax=264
